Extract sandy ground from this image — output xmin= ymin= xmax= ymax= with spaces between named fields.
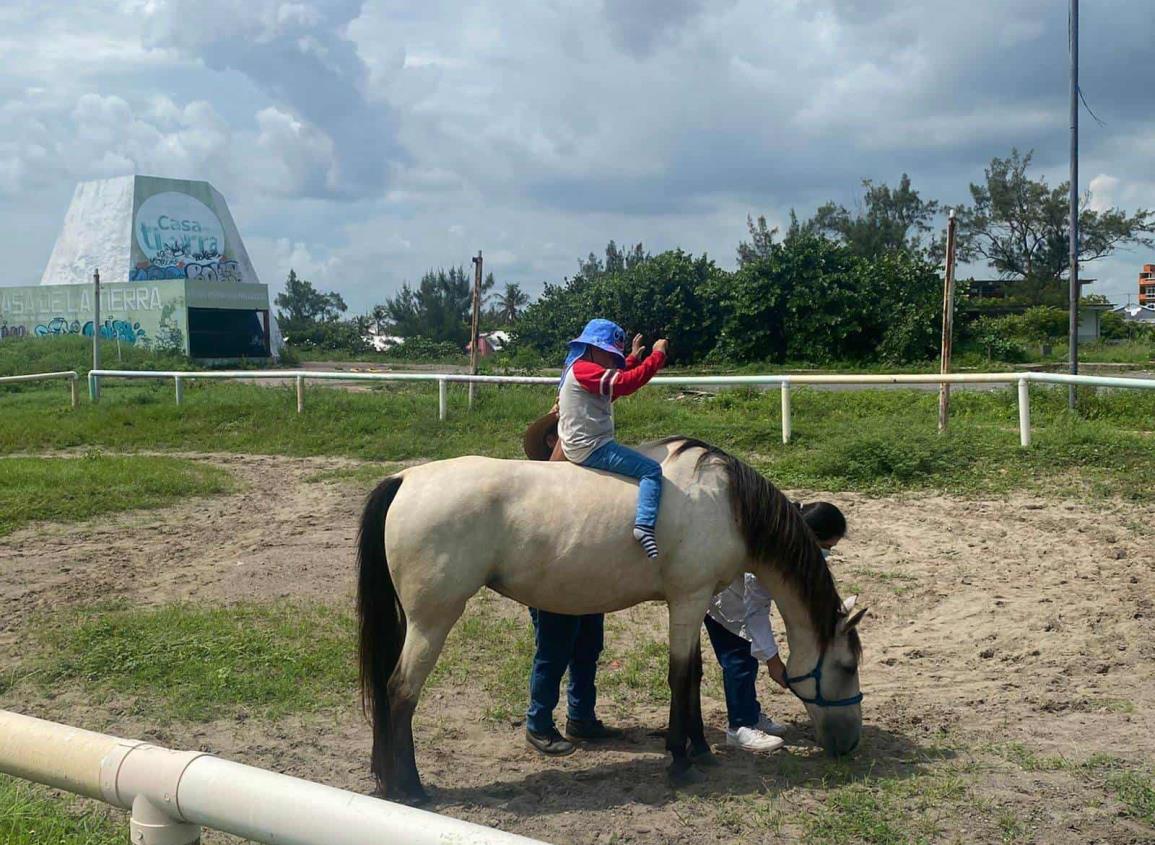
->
xmin=1 ymin=453 xmax=1153 ymax=844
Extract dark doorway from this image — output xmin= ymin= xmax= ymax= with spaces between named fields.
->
xmin=188 ymin=308 xmax=270 ymax=358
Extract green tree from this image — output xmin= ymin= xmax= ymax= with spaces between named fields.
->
xmin=514 ymin=249 xmax=725 ymax=364
xmin=494 ymin=283 xmax=530 ymax=324
xmin=578 ymin=241 xmax=650 ymax=278
xmin=274 ymin=270 xmax=347 ymax=332
xmin=796 ymin=174 xmax=941 ymax=260
xmin=384 ymin=266 xmax=495 ymax=345
xmin=369 ymin=304 xmax=388 ymax=335
xmin=957 ymin=149 xmax=1155 ymax=296
xmin=715 ymin=235 xmax=942 ymax=364
xmin=736 ymin=215 xmax=779 ymax=266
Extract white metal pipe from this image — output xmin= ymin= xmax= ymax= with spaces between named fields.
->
xmin=439 ymin=379 xmax=448 ymax=421
xmin=174 ymin=376 xmax=184 ymax=406
xmin=0 ymin=710 xmax=549 ymax=845
xmin=70 ymin=377 xmax=78 ymax=409
xmin=0 ymin=710 xmax=122 ymax=801
xmin=0 ymin=370 xmax=79 ymax=384
xmin=177 ymin=756 xmax=545 ymax=845
xmin=1018 ymin=379 xmax=1031 ymax=448
xmin=295 ymin=375 xmax=304 ymax=414
xmin=781 ymin=383 xmax=792 ymax=444
xmin=1025 ymin=371 xmax=1155 ymax=390
xmin=81 ymin=367 xmax=1155 ymax=393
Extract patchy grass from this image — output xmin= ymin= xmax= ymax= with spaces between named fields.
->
xmin=1106 ymin=769 xmax=1155 ymax=826
xmin=0 ymin=777 xmax=124 ymax=845
xmin=3 ymin=379 xmax=1155 ymax=499
xmin=25 ymin=603 xmax=356 ymax=721
xmin=0 ymin=453 xmax=232 ymax=536
xmin=428 ymin=594 xmax=536 ymax=722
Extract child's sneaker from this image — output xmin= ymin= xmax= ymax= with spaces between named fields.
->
xmin=725 ymin=726 xmax=784 ymax=753
xmin=633 ymin=525 xmax=659 ymax=558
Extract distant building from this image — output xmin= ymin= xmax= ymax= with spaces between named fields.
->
xmin=1138 ymin=264 xmax=1155 ymax=306
xmin=0 ymin=175 xmax=277 ymax=359
xmin=1112 ymin=303 xmax=1155 ymax=323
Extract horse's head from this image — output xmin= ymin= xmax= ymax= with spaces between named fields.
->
xmin=784 ymin=594 xmax=866 ymax=756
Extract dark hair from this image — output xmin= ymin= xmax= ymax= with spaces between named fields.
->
xmin=799 ymin=502 xmax=847 ymax=543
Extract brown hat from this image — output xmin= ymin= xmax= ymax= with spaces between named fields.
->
xmin=522 ymin=412 xmax=559 ymax=461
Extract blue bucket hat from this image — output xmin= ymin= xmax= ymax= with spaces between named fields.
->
xmin=560 ymin=318 xmax=627 ymax=386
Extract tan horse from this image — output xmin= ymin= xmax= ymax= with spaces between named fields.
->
xmin=357 ymin=438 xmax=865 ymax=804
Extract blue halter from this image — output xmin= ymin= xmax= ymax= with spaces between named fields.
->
xmin=785 ymin=652 xmax=864 ymax=709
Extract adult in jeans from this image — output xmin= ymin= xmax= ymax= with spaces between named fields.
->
xmin=521 ymin=425 xmax=622 ymax=756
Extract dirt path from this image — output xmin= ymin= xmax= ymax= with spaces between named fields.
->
xmin=1 ymin=454 xmax=1153 ymax=843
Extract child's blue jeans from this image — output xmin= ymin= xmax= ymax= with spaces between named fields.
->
xmin=581 ymin=441 xmax=663 ymax=528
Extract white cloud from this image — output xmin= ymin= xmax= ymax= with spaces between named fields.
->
xmin=0 ymin=0 xmax=1152 ymax=311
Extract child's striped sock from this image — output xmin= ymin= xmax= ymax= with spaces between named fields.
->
xmin=633 ymin=525 xmax=659 ymax=558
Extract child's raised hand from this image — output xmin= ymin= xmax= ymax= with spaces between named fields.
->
xmin=631 ymin=334 xmax=646 ymax=357
xmin=653 ymin=338 xmax=669 ymax=356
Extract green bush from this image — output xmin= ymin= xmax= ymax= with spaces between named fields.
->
xmin=380 ymin=336 xmax=466 ymax=361
xmin=513 ymin=250 xmax=727 ymax=365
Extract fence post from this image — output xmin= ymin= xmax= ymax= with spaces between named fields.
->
xmin=174 ymin=376 xmax=184 ymax=406
xmin=1018 ymin=378 xmax=1031 ymax=447
xmin=439 ymin=379 xmax=448 ymax=421
xmin=69 ymin=377 xmax=78 ymax=409
xmin=296 ymin=375 xmax=304 ymax=414
xmin=131 ymin=793 xmax=200 ymax=845
xmin=781 ymin=382 xmax=792 ymax=444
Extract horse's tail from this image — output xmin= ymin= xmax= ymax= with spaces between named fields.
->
xmin=357 ymin=475 xmax=405 ymax=782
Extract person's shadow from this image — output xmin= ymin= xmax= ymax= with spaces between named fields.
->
xmin=428 ymin=720 xmax=952 ymax=816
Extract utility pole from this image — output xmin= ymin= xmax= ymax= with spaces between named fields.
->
xmin=468 ymin=251 xmax=482 ymax=409
xmin=91 ymin=268 xmax=101 ymax=402
xmin=1068 ymin=0 xmax=1079 ymax=410
xmin=938 ymin=209 xmax=958 ymax=433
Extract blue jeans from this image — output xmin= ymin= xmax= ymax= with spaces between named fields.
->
xmin=581 ymin=441 xmax=663 ymax=528
xmin=703 ymin=614 xmax=761 ymax=729
xmin=526 ymin=608 xmax=604 ymax=734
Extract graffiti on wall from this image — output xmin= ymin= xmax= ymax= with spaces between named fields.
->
xmin=132 ymin=191 xmax=243 ymax=283
xmin=1 ymin=324 xmax=27 ymax=338
xmin=31 ymin=317 xmax=148 ymax=345
xmin=131 ymin=258 xmax=241 ymax=283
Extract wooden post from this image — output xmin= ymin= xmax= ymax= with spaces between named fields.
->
xmin=938 ymin=210 xmax=958 ymax=433
xmin=468 ymin=252 xmax=482 ymax=409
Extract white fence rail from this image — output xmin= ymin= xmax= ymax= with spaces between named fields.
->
xmin=0 ymin=370 xmax=78 ymax=408
xmin=0 ymin=709 xmax=548 ymax=845
xmin=85 ymin=368 xmax=1155 ymax=448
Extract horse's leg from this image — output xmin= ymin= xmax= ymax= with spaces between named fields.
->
xmin=666 ymin=596 xmax=710 ymax=786
xmin=386 ymin=601 xmax=466 ymax=805
xmin=686 ymin=637 xmax=718 ymax=766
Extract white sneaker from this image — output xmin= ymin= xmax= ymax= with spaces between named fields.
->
xmin=755 ymin=714 xmax=787 ymax=737
xmin=725 ymin=726 xmax=784 ymax=753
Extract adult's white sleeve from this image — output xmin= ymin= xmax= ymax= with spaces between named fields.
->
xmin=743 ymin=575 xmax=779 ymax=661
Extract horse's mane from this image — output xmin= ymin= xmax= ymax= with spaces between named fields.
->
xmin=654 ymin=436 xmax=860 ymax=656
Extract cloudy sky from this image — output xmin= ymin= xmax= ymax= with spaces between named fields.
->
xmin=2 ymin=0 xmax=1152 ymax=311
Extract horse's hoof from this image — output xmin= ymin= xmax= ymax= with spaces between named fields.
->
xmin=667 ymin=760 xmax=706 ymax=787
xmin=689 ymin=747 xmax=720 ymax=767
xmin=379 ymin=787 xmax=431 ymax=807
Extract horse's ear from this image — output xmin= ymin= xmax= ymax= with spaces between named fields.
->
xmin=843 ymin=608 xmax=868 ymax=630
xmin=840 ymin=594 xmax=858 ymax=614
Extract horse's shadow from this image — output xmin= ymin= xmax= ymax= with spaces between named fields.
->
xmin=428 ymin=721 xmax=952 ymax=816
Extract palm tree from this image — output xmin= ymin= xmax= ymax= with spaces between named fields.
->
xmin=370 ymin=304 xmax=387 ymax=335
xmin=495 ymin=283 xmax=530 ymax=324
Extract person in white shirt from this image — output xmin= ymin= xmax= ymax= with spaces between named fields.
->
xmin=704 ymin=502 xmax=846 ymax=752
